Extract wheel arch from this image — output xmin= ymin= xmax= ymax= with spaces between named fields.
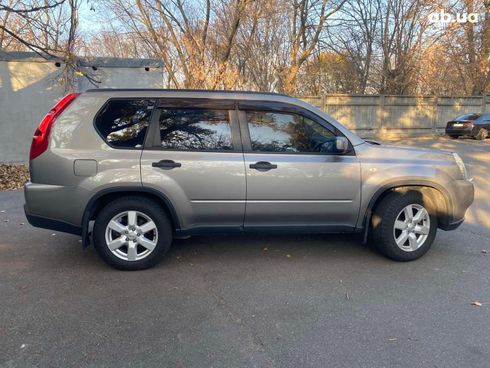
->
xmin=361 ymin=181 xmax=453 ymax=243
xmin=81 ymin=187 xmax=181 ymax=247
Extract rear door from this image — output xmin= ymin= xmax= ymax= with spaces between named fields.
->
xmin=140 ymin=99 xmax=246 ymax=232
xmin=238 ymin=102 xmax=361 ymax=231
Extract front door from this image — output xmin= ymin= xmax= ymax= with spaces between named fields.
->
xmin=141 ymin=102 xmax=245 ymax=232
xmin=239 ymin=107 xmax=361 ymax=231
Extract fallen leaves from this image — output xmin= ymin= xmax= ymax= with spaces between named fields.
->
xmin=0 ymin=164 xmax=29 ymax=191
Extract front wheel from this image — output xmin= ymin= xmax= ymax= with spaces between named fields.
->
xmin=371 ymin=191 xmax=437 ymax=261
xmin=93 ymin=197 xmax=172 ymax=270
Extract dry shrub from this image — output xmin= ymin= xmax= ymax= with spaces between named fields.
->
xmin=0 ymin=164 xmax=30 ymax=191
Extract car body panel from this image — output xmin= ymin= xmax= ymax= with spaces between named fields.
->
xmin=26 ymin=94 xmax=143 ymax=226
xmin=24 ymin=89 xmax=474 ymax=242
xmin=140 ymin=150 xmax=246 ymax=230
xmin=355 ymin=142 xmax=471 ymax=227
xmin=242 ymin=153 xmax=361 ymax=228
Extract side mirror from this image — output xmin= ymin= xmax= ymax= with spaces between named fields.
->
xmin=335 ymin=136 xmax=349 ymax=154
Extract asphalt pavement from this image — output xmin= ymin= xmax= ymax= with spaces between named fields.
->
xmin=1 ymin=137 xmax=489 ymax=368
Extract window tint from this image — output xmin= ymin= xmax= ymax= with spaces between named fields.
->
xmin=158 ymin=109 xmax=233 ymax=151
xmin=95 ymin=99 xmax=155 ymax=148
xmin=246 ymin=111 xmax=336 ymax=153
xmin=473 ymin=114 xmax=490 ymax=123
xmin=454 ymin=113 xmax=480 ymax=121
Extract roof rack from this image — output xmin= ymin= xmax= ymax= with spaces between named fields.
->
xmin=84 ymin=88 xmax=289 ymax=97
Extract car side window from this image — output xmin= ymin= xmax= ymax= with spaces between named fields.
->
xmin=95 ymin=99 xmax=155 ymax=148
xmin=158 ymin=108 xmax=233 ymax=151
xmin=245 ymin=111 xmax=336 ymax=153
xmin=479 ymin=114 xmax=490 ymax=123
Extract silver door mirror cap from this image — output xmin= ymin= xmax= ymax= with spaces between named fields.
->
xmin=335 ymin=136 xmax=349 ymax=153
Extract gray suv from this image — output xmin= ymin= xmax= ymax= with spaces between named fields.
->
xmin=24 ymin=89 xmax=474 ymax=270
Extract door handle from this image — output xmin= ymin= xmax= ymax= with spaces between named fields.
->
xmin=152 ymin=160 xmax=182 ymax=169
xmin=249 ymin=161 xmax=277 ymax=171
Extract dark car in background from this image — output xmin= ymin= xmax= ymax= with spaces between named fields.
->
xmin=445 ymin=113 xmax=490 ymax=140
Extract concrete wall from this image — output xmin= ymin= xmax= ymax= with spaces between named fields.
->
xmin=301 ymin=94 xmax=489 ymax=139
xmin=0 ymin=60 xmax=66 ymax=163
xmin=0 ymin=55 xmax=163 ymax=163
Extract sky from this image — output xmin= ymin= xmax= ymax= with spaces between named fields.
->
xmin=78 ymin=1 xmax=104 ymax=34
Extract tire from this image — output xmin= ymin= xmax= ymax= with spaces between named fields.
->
xmin=371 ymin=191 xmax=437 ymax=261
xmin=93 ymin=196 xmax=172 ymax=270
xmin=448 ymin=135 xmax=459 ymax=139
xmin=475 ymin=128 xmax=488 ymax=140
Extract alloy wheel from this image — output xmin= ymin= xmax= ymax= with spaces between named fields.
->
xmin=104 ymin=210 xmax=158 ymax=261
xmin=393 ymin=204 xmax=430 ymax=252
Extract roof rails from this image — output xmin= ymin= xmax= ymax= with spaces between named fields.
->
xmin=84 ymin=88 xmax=289 ymax=97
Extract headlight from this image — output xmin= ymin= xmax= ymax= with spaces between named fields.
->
xmin=452 ymin=152 xmax=468 ymax=179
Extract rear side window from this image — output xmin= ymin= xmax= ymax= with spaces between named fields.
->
xmin=95 ymin=99 xmax=155 ymax=148
xmin=158 ymin=108 xmax=233 ymax=151
xmin=454 ymin=113 xmax=480 ymax=121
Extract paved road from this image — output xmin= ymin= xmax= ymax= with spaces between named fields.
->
xmin=1 ymin=137 xmax=489 ymax=368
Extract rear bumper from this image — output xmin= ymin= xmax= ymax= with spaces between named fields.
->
xmin=24 ymin=204 xmax=81 ymax=235
xmin=24 ymin=182 xmax=84 ymax=235
xmin=445 ymin=128 xmax=473 ymax=136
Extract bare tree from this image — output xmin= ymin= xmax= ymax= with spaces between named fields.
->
xmin=0 ymin=0 xmax=99 ymax=91
xmin=279 ymin=0 xmax=347 ymax=95
xmin=100 ymin=0 xmax=254 ymax=89
xmin=324 ymin=0 xmax=382 ymax=94
xmin=0 ymin=0 xmax=69 ymax=56
xmin=375 ymin=0 xmax=438 ymax=94
xmin=2 ymin=0 xmax=488 ymax=96
xmin=233 ymin=0 xmax=290 ymax=91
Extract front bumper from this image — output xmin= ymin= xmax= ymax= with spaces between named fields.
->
xmin=439 ymin=178 xmax=474 ymax=230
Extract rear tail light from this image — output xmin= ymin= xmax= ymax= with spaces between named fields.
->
xmin=29 ymin=93 xmax=80 ymax=160
xmin=463 ymin=122 xmax=474 ymax=128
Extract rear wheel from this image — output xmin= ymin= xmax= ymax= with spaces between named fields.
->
xmin=371 ymin=191 xmax=437 ymax=261
xmin=475 ymin=128 xmax=488 ymax=140
xmin=93 ymin=197 xmax=172 ymax=270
